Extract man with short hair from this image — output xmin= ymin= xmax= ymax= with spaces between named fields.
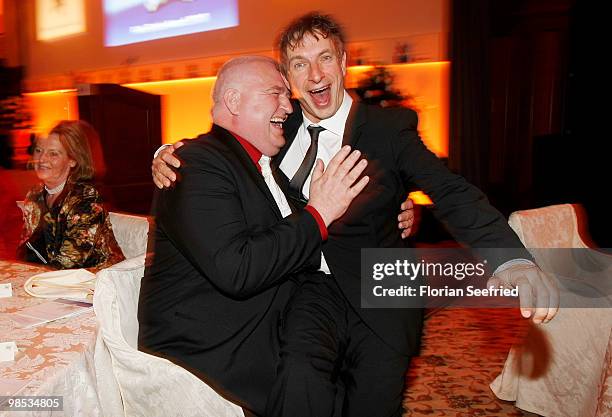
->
xmin=152 ymin=13 xmax=558 ymax=416
xmin=138 ymin=55 xmax=369 ymax=416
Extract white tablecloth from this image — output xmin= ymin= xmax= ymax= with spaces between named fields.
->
xmin=0 ymin=260 xmax=122 ymax=417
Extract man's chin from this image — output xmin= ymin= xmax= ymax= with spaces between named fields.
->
xmin=267 ymin=146 xmax=282 ymax=157
xmin=302 ymin=101 xmax=337 ymax=121
xmin=266 ymin=138 xmax=285 ymax=156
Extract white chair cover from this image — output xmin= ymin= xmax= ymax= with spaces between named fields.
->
xmin=93 ymin=254 xmax=244 ymax=417
xmin=108 ymin=212 xmax=152 ymax=259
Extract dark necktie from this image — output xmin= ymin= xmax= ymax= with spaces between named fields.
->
xmin=288 ymin=125 xmax=325 ymax=200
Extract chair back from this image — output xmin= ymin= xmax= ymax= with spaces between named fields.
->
xmin=508 ymin=203 xmax=590 ymax=249
xmin=94 ymin=256 xmax=244 ymax=417
xmin=108 ymin=212 xmax=152 ymax=258
xmin=508 ymin=204 xmax=611 ymax=302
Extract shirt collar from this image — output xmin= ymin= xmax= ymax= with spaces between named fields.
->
xmin=302 ymin=90 xmax=352 ymax=136
xmin=232 ymin=133 xmax=263 ymax=173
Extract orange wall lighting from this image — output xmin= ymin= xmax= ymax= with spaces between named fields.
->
xmin=23 ymin=89 xmax=78 ymax=134
xmin=24 ymin=62 xmax=449 ymax=155
xmin=125 ymin=77 xmax=216 ymax=144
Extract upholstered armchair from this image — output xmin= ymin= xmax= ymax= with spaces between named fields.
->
xmin=491 ymin=204 xmax=611 ymax=417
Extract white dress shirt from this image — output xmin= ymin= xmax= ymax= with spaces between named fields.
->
xmin=280 ymin=91 xmax=353 ymax=199
xmin=259 ymin=155 xmax=293 ymax=218
xmin=279 ymin=91 xmax=353 ymax=274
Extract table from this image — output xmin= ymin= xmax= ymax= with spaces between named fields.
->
xmin=0 ymin=260 xmax=121 ymax=417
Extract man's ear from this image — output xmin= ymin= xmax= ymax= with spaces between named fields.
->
xmin=224 ymin=88 xmax=241 ymax=115
xmin=341 ymin=51 xmax=347 ymax=76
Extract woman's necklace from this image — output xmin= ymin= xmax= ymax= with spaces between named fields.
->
xmin=45 ymin=181 xmax=66 ymax=195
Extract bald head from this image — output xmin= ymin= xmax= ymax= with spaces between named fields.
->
xmin=210 ymin=55 xmax=293 ymax=156
xmin=212 ymin=56 xmax=279 ymax=109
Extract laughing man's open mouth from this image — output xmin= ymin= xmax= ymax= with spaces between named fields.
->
xmin=270 ymin=116 xmax=287 ymax=129
xmin=309 ymin=85 xmax=331 ymax=105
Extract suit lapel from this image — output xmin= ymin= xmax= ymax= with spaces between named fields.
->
xmin=213 ymin=125 xmax=283 ymax=219
xmin=273 ymin=103 xmax=307 ymax=210
xmin=271 ymin=163 xmax=290 ymax=192
xmin=342 ymin=102 xmax=367 ymax=148
xmin=271 ymin=165 xmax=304 ymax=211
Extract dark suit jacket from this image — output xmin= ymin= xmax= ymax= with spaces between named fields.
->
xmin=138 ymin=125 xmax=323 ymax=413
xmin=272 ymin=100 xmax=529 ymax=356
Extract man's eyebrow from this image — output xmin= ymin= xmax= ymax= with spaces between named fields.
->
xmin=288 ymin=49 xmax=334 ymax=62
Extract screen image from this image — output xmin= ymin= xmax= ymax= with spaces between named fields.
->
xmin=104 ymin=0 xmax=238 ymax=47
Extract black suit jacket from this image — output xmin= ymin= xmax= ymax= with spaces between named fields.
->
xmin=138 ymin=125 xmax=322 ymax=413
xmin=272 ymin=100 xmax=528 ymax=355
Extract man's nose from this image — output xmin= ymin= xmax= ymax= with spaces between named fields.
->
xmin=279 ymin=95 xmax=293 ymax=114
xmin=308 ymin=63 xmax=323 ymax=83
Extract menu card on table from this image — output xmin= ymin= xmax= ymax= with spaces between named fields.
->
xmin=10 ymin=299 xmax=93 ymax=328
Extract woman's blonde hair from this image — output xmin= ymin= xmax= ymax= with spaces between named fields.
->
xmin=47 ymin=120 xmax=97 ymax=182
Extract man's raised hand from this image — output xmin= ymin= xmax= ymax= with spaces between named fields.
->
xmin=308 ymin=146 xmax=369 ymax=226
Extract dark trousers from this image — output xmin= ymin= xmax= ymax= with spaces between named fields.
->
xmin=266 ymin=273 xmax=411 ymax=417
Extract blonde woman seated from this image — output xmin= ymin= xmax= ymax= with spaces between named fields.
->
xmin=17 ymin=120 xmax=125 ymax=269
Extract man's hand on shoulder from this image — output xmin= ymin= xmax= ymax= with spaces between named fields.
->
xmin=398 ymin=197 xmax=419 ymax=239
xmin=488 ymin=264 xmax=559 ymax=324
xmin=152 ymin=141 xmax=184 ymax=189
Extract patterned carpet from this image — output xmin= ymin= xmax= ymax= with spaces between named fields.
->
xmin=404 ymin=308 xmax=536 ymax=417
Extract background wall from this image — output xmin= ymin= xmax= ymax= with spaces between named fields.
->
xmin=3 ymin=0 xmax=448 ymax=90
xmin=6 ymin=0 xmax=450 ymax=153
xmin=0 ymin=0 xmax=4 ymax=34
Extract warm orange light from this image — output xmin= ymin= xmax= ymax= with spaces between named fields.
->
xmin=125 ymin=77 xmax=217 ymax=144
xmin=25 ymin=62 xmax=449 ymax=153
xmin=25 ymin=89 xmax=77 ymax=96
xmin=125 ymin=77 xmax=217 ymax=87
xmin=23 ymin=89 xmax=78 ymax=134
xmin=408 ymin=191 xmax=433 ymax=206
xmin=347 ymin=61 xmax=450 ymax=158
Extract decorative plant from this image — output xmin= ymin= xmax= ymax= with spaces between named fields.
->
xmin=354 ymin=66 xmax=410 ymax=108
